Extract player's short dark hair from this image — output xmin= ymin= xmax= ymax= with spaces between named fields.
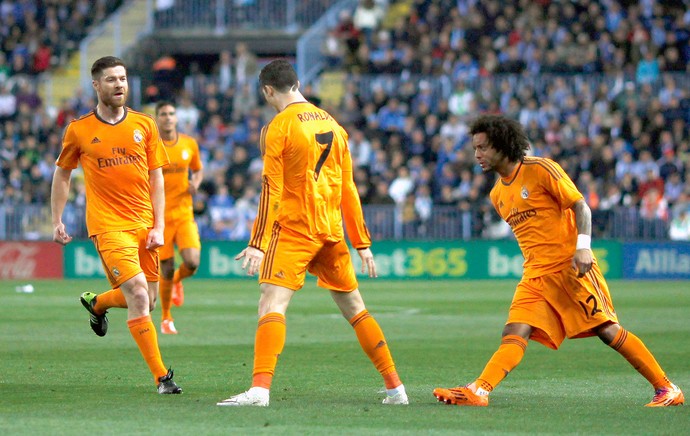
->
xmin=469 ymin=115 xmax=530 ymax=162
xmin=259 ymin=59 xmax=298 ymax=93
xmin=155 ymin=100 xmax=175 ymax=115
xmin=91 ymin=56 xmax=126 ymax=80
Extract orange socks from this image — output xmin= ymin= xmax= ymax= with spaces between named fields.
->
xmin=173 ymin=263 xmax=194 ymax=284
xmin=94 ymin=288 xmax=128 ymax=314
xmin=159 ymin=278 xmax=173 ymax=320
xmin=609 ymin=327 xmax=669 ymax=389
xmin=350 ymin=310 xmax=401 ymax=389
xmin=476 ymin=335 xmax=528 ymax=392
xmin=127 ymin=315 xmax=167 ymax=382
xmin=252 ymin=313 xmax=287 ymax=389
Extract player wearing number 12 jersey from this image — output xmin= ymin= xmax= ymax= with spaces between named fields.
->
xmin=433 ymin=115 xmax=683 ymax=408
xmin=217 ymin=59 xmax=407 ymax=407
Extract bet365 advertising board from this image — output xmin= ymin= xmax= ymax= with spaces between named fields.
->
xmin=61 ymin=239 xmax=629 ymax=280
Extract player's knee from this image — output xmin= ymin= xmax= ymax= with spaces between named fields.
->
xmin=161 ymin=270 xmax=174 ymax=280
xmin=184 ymin=259 xmax=199 ymax=272
xmin=160 ymin=259 xmax=175 ymax=279
xmin=595 ymin=322 xmax=619 ymax=345
xmin=502 ymin=323 xmax=531 ymax=340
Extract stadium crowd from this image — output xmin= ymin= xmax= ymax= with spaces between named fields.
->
xmin=1 ymin=0 xmax=689 ymax=241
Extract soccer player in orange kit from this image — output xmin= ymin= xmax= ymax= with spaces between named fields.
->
xmin=155 ymin=101 xmax=203 ymax=335
xmin=51 ymin=56 xmax=181 ymax=394
xmin=433 ymin=115 xmax=683 ymax=407
xmin=217 ymin=59 xmax=407 ymax=407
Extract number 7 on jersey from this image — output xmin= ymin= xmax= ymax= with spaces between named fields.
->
xmin=313 ymin=131 xmax=334 ymax=181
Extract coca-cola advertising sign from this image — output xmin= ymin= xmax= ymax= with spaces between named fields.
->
xmin=0 ymin=241 xmax=63 ymax=279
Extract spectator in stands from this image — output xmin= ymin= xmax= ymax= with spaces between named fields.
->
xmin=368 ymin=178 xmax=395 ymax=205
xmin=32 ymin=40 xmax=52 ymax=73
xmin=388 ymin=165 xmax=414 ymax=205
xmin=208 ymin=183 xmax=236 ymax=240
xmin=636 ymin=49 xmax=660 ymax=84
xmin=322 ymin=28 xmax=347 ymax=70
xmin=216 ymin=49 xmax=233 ymax=92
xmin=447 ymin=80 xmax=474 ymax=118
xmin=232 ymin=82 xmax=259 ymax=122
xmin=176 ymin=93 xmax=201 ymax=134
xmin=233 ymin=42 xmax=257 ymax=88
xmin=152 ymin=54 xmax=178 ymax=100
xmin=0 ymin=83 xmax=16 ymax=122
xmin=353 ymin=0 xmax=385 ymax=47
xmin=349 ymin=128 xmax=372 ymax=168
xmin=640 ymin=187 xmax=669 ymax=222
xmin=414 ymin=184 xmax=433 ymax=228
xmin=664 ymin=172 xmax=684 ymax=206
xmin=669 ymin=210 xmax=690 ymax=240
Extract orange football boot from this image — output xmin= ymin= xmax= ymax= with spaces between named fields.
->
xmin=171 ymin=281 xmax=184 ymax=307
xmin=645 ymin=384 xmax=684 ymax=407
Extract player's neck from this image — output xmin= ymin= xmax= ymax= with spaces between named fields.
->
xmin=96 ymin=103 xmax=125 ymax=124
xmin=497 ymin=159 xmax=520 ymax=179
xmin=161 ymin=130 xmax=177 ymax=143
xmin=275 ymin=91 xmax=308 ymax=112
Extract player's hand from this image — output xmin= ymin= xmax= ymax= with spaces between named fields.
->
xmin=146 ymin=228 xmax=164 ymax=250
xmin=572 ymin=248 xmax=593 ymax=278
xmin=357 ymin=247 xmax=377 ymax=278
xmin=52 ymin=223 xmax=72 ymax=245
xmin=187 ymin=184 xmax=198 ymax=196
xmin=235 ymin=246 xmax=264 ymax=276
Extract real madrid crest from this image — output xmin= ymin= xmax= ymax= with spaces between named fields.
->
xmin=133 ymin=129 xmax=144 ymax=143
xmin=521 ymin=186 xmax=529 ymax=199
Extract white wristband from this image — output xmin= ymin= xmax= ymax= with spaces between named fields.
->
xmin=576 ymin=234 xmax=591 ymax=250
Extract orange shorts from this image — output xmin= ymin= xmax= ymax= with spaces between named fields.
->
xmin=259 ymin=225 xmax=358 ymax=292
xmin=160 ymin=218 xmax=201 ymax=260
xmin=91 ymin=227 xmax=160 ymax=287
xmin=507 ymin=261 xmax=618 ymax=350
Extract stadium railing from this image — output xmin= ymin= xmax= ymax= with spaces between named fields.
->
xmin=0 ymin=204 xmax=671 ymax=242
xmin=172 ymin=70 xmax=690 ymax=113
xmin=154 ymin=0 xmax=341 ymax=33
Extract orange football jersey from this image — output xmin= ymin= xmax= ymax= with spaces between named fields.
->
xmin=490 ymin=157 xmax=584 ymax=278
xmin=249 ymin=101 xmax=370 ymax=251
xmin=56 ymin=108 xmax=169 ymax=236
xmin=162 ymin=133 xmax=202 ymax=222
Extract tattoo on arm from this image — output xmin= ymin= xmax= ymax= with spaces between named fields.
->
xmin=572 ymin=199 xmax=592 ymax=236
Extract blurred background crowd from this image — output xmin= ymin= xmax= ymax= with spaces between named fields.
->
xmin=1 ymin=0 xmax=689 ymax=242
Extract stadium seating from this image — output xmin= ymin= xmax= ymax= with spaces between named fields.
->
xmin=1 ymin=0 xmax=689 ymax=242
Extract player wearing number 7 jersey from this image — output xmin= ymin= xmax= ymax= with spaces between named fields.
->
xmin=433 ymin=115 xmax=683 ymax=408
xmin=217 ymin=59 xmax=407 ymax=407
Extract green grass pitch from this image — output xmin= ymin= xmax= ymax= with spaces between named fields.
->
xmin=2 ymin=278 xmax=688 ymax=434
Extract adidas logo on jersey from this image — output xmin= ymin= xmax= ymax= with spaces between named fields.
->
xmin=91 ymin=137 xmax=101 ymax=144
xmin=275 ymin=270 xmax=285 ymax=279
